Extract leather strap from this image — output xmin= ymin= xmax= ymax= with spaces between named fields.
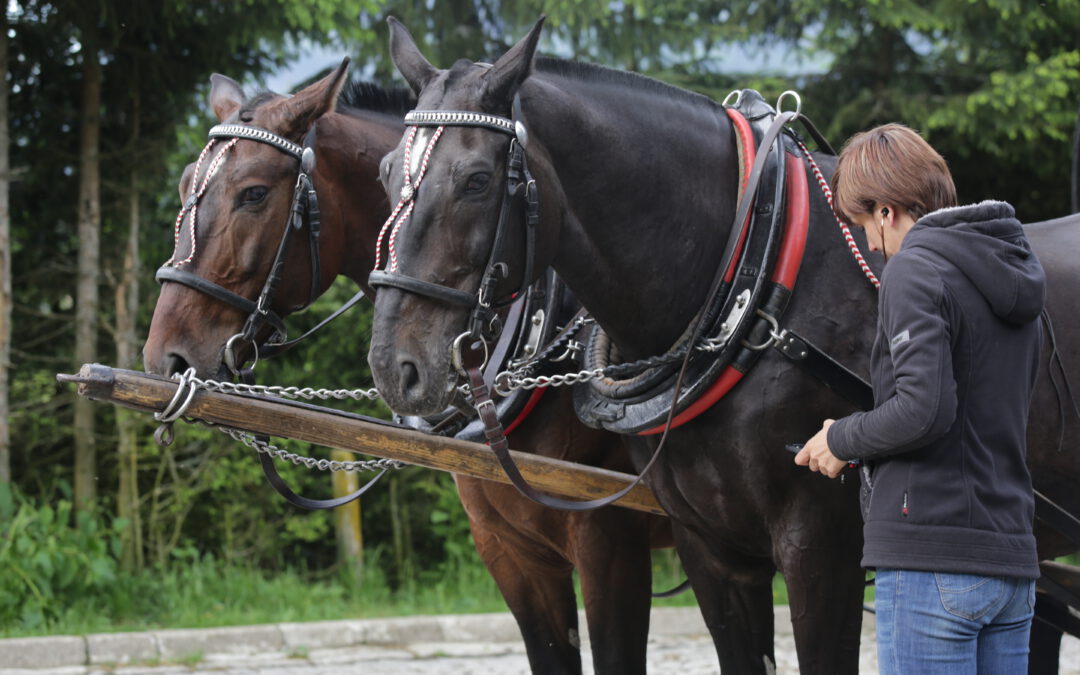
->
xmin=260 ymin=290 xmax=367 ymax=360
xmin=772 ymin=330 xmax=875 ymax=410
xmin=156 ymin=266 xmax=287 ymax=335
xmin=242 ymin=368 xmax=389 ymax=511
xmin=368 ymin=270 xmax=479 ymax=308
xmin=258 ymin=452 xmax=388 ymax=510
xmin=468 ymin=366 xmax=662 ymax=511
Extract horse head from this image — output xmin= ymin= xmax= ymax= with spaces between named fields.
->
xmin=369 ymin=17 xmax=565 ymax=416
xmin=144 ymin=60 xmax=356 ymax=378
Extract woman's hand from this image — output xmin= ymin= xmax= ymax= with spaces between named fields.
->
xmin=794 ymin=420 xmax=847 ymax=478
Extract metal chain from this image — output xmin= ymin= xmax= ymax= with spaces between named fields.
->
xmin=214 ymin=425 xmax=405 ymax=473
xmin=189 ymin=375 xmax=381 ymax=402
xmin=493 ymin=330 xmax=726 ymax=395
xmin=152 ymin=369 xmax=404 ymax=474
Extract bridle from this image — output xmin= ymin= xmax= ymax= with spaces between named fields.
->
xmin=368 ymin=96 xmax=541 ymax=371
xmin=156 ymin=122 xmax=343 ymax=374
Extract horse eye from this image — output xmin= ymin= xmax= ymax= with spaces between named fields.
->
xmin=241 ymin=186 xmax=268 ymax=205
xmin=465 ymin=172 xmax=490 ymax=194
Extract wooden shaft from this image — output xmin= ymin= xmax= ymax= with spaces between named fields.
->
xmin=59 ymin=364 xmax=666 ymax=516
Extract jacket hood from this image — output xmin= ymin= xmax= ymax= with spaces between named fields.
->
xmin=902 ymin=200 xmax=1046 ymax=324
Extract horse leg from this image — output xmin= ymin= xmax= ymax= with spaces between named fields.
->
xmin=472 ymin=528 xmax=582 ymax=674
xmin=456 ymin=475 xmax=583 ymax=675
xmin=774 ymin=496 xmax=864 ymax=674
xmin=574 ymin=510 xmax=653 ymax=675
xmin=1028 ymin=590 xmax=1065 ymax=675
xmin=674 ymin=525 xmax=778 ymax=674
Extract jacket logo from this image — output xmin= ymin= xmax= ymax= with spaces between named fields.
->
xmin=890 ymin=329 xmax=910 ymax=349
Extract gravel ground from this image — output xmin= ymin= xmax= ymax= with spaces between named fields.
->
xmin=2 ymin=606 xmax=1078 ymax=674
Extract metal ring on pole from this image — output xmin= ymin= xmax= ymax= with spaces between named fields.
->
xmin=154 ymin=367 xmax=200 ymax=423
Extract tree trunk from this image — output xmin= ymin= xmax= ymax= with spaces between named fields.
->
xmin=115 ymin=106 xmax=142 ymax=568
xmin=74 ymin=30 xmax=102 ymax=509
xmin=331 ymin=449 xmax=363 ymax=584
xmin=0 ymin=11 xmax=11 ymax=485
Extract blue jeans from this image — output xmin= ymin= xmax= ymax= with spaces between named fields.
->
xmin=874 ymin=569 xmax=1035 ymax=674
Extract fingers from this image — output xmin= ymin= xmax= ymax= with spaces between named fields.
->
xmin=794 ymin=446 xmax=811 ymax=466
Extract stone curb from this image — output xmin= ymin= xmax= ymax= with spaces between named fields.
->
xmin=0 ymin=606 xmax=720 ymax=670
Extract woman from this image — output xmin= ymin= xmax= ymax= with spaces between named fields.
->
xmin=795 ymin=123 xmax=1045 ymax=673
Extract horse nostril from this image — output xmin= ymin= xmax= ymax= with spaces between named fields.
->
xmin=164 ymin=353 xmax=190 ymax=377
xmin=400 ymin=359 xmax=422 ymax=397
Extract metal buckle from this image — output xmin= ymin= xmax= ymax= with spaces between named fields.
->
xmin=742 ymin=309 xmax=786 ymax=351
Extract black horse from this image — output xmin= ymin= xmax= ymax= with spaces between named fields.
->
xmin=367 ymin=18 xmax=1080 ymax=674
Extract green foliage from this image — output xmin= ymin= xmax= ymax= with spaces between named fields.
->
xmin=0 ymin=484 xmax=125 ymax=629
xmin=5 ymin=0 xmax=1079 ymax=637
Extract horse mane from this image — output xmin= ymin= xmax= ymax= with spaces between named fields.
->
xmin=338 ymin=80 xmax=415 ymax=117
xmin=534 ymin=57 xmax=718 ymax=109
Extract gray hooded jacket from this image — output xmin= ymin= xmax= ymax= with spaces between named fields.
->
xmin=828 ymin=200 xmax=1045 ymax=578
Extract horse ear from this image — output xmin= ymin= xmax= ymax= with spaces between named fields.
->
xmin=209 ymin=73 xmax=245 ymax=122
xmin=483 ymin=16 xmax=545 ymax=109
xmin=282 ymin=57 xmax=351 ymax=135
xmin=388 ymin=16 xmax=438 ymax=95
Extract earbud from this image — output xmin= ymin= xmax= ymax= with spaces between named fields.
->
xmin=881 ymin=207 xmax=890 ymax=217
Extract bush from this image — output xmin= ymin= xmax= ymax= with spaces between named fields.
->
xmin=0 ymin=483 xmax=125 ymax=629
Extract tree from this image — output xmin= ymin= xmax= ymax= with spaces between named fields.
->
xmin=714 ymin=0 xmax=1080 ymax=220
xmin=72 ymin=9 xmax=102 ymax=510
xmin=0 ymin=8 xmax=11 ymax=485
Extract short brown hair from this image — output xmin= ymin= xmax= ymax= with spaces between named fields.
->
xmin=833 ymin=123 xmax=957 ymax=223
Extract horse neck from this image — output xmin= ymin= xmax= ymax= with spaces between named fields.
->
xmin=314 ymin=111 xmax=404 ymax=292
xmin=523 ymin=74 xmax=741 ymax=360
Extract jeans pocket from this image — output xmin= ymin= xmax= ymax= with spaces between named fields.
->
xmin=934 ymin=572 xmax=1002 ymax=621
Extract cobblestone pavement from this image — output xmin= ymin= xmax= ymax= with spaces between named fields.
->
xmin=2 ymin=607 xmax=1078 ymax=674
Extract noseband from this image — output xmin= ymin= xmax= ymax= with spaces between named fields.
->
xmin=155 ymin=123 xmax=324 ymax=372
xmin=368 ymin=97 xmax=541 ymax=357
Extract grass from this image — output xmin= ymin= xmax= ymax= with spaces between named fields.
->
xmin=4 ymin=551 xmax=1075 ymax=640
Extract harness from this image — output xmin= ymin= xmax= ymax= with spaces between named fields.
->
xmin=573 ymin=91 xmax=875 ymax=434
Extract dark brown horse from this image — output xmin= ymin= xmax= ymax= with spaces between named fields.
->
xmin=141 ymin=63 xmax=673 ymax=674
xmin=367 ymin=18 xmax=1080 ymax=673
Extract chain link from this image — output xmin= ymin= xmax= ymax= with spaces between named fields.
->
xmin=155 ymin=370 xmax=403 ymax=474
xmin=492 ymin=335 xmax=727 ymax=394
xmin=215 ymin=425 xmax=405 ymax=473
xmin=190 ymin=375 xmax=381 ymax=402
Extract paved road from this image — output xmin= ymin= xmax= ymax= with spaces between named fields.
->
xmin=2 ymin=606 xmax=1078 ymax=674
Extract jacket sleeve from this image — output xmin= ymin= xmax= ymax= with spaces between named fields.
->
xmin=827 ymin=253 xmax=958 ymax=462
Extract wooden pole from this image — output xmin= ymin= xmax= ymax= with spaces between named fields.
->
xmin=58 ymin=364 xmax=665 ymax=516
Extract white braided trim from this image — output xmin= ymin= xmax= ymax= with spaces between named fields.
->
xmin=209 ymin=124 xmax=303 ymax=159
xmin=405 ymin=110 xmax=515 ymax=135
